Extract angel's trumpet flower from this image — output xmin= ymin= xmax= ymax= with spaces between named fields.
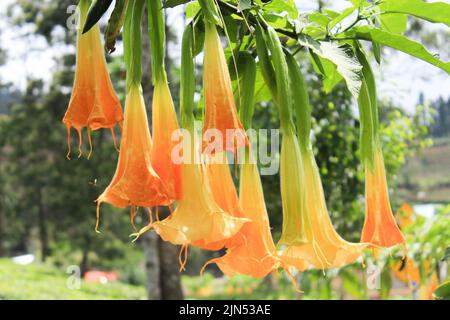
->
xmin=63 ymin=0 xmax=123 ymax=158
xmin=199 ymin=151 xmax=246 ymax=251
xmin=356 ymin=51 xmax=405 ymax=248
xmin=147 ymin=0 xmax=181 ymax=200
xmin=202 ymin=21 xmax=248 ymax=153
xmin=281 ymin=146 xmax=367 ymax=271
xmin=96 ymin=84 xmax=170 ymax=231
xmin=203 ymin=151 xmax=282 ymax=277
xmin=140 ymin=130 xmax=246 ymax=253
xmin=151 ymin=81 xmax=181 ymax=200
xmin=361 ymin=146 xmax=405 ymax=247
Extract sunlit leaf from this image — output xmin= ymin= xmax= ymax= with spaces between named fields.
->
xmin=379 ymin=0 xmax=450 ymax=27
xmin=378 ymin=13 xmax=407 ymax=34
xmin=343 ymin=26 xmax=450 ymax=75
xmin=300 ymin=35 xmax=362 ymax=97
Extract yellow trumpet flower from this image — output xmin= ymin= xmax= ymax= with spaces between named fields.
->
xmin=280 ymin=135 xmax=366 ymax=271
xmin=140 ymin=131 xmax=246 ymax=253
xmin=199 ymin=151 xmax=246 ymax=250
xmin=203 ymin=152 xmax=282 ymax=278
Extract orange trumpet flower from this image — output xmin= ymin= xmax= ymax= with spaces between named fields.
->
xmin=203 ymin=152 xmax=282 ymax=278
xmin=280 ymin=136 xmax=366 ymax=271
xmin=151 ymin=81 xmax=181 ymax=200
xmin=135 ymin=130 xmax=246 ymax=255
xmin=96 ymin=84 xmax=170 ymax=231
xmin=361 ymin=146 xmax=405 ymax=247
xmin=63 ymin=0 xmax=123 ymax=158
xmin=203 ymin=21 xmax=247 ymax=153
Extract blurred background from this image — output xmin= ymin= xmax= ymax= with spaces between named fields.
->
xmin=0 ymin=0 xmax=449 ymax=300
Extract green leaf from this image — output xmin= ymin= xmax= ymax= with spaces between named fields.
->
xmin=378 ymin=13 xmax=407 ymax=34
xmin=308 ymin=12 xmax=331 ymax=27
xmin=261 ymin=0 xmax=298 ymax=20
xmin=82 ymin=0 xmax=113 ymax=34
xmin=186 ymin=1 xmax=201 ymax=20
xmin=299 ymin=35 xmax=362 ymax=97
xmin=433 ymin=281 xmax=450 ymax=300
xmin=237 ymin=0 xmax=253 ymax=12
xmin=164 ymin=0 xmax=191 ymax=8
xmin=328 ymin=5 xmax=358 ymax=30
xmin=378 ymin=0 xmax=450 ymax=27
xmin=344 ymin=26 xmax=450 ymax=75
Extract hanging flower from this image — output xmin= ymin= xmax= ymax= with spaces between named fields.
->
xmin=63 ymin=0 xmax=123 ymax=159
xmin=134 ymin=131 xmax=246 ymax=256
xmin=151 ymin=81 xmax=181 ymax=200
xmin=202 ymin=21 xmax=247 ymax=153
xmin=96 ymin=84 xmax=170 ymax=231
xmin=356 ymin=50 xmax=405 ymax=249
xmin=197 ymin=151 xmax=246 ymax=250
xmin=361 ymin=145 xmax=406 ymax=247
xmin=203 ymin=152 xmax=282 ymax=278
xmin=281 ymin=146 xmax=367 ymax=271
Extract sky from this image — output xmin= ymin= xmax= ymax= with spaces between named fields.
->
xmin=0 ymin=0 xmax=449 ymax=113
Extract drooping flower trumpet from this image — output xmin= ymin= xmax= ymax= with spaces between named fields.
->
xmin=96 ymin=84 xmax=170 ymax=231
xmin=201 ymin=151 xmax=246 ymax=250
xmin=361 ymin=145 xmax=406 ymax=247
xmin=204 ymin=151 xmax=282 ymax=277
xmin=356 ymin=50 xmax=405 ymax=248
xmin=201 ymin=50 xmax=283 ymax=278
xmin=150 ymin=138 xmax=246 ymax=250
xmin=96 ymin=0 xmax=170 ymax=231
xmin=259 ymin=28 xmax=366 ymax=270
xmin=202 ymin=21 xmax=248 ymax=153
xmin=148 ymin=0 xmax=181 ymax=200
xmin=281 ymin=146 xmax=367 ymax=270
xmin=133 ymin=23 xmax=246 ymax=257
xmin=63 ymin=0 xmax=123 ymax=159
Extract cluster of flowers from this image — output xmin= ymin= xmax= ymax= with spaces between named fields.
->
xmin=62 ymin=0 xmax=406 ymax=282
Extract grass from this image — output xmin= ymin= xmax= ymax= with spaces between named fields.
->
xmin=0 ymin=258 xmax=299 ymax=300
xmin=398 ymin=136 xmax=450 ymax=203
xmin=0 ymin=259 xmax=146 ymax=300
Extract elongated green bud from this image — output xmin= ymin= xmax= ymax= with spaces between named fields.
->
xmin=147 ymin=0 xmax=167 ymax=84
xmin=356 ymin=48 xmax=378 ymax=168
xmin=254 ymin=24 xmax=277 ymax=101
xmin=105 ymin=0 xmax=129 ymax=54
xmin=265 ymin=26 xmax=294 ymax=134
xmin=285 ymin=52 xmax=312 ymax=151
xmin=180 ymin=23 xmax=196 ymax=130
xmin=358 ymin=77 xmax=376 ymax=168
xmin=236 ymin=52 xmax=256 ymax=131
xmin=357 ymin=49 xmax=379 ymax=136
